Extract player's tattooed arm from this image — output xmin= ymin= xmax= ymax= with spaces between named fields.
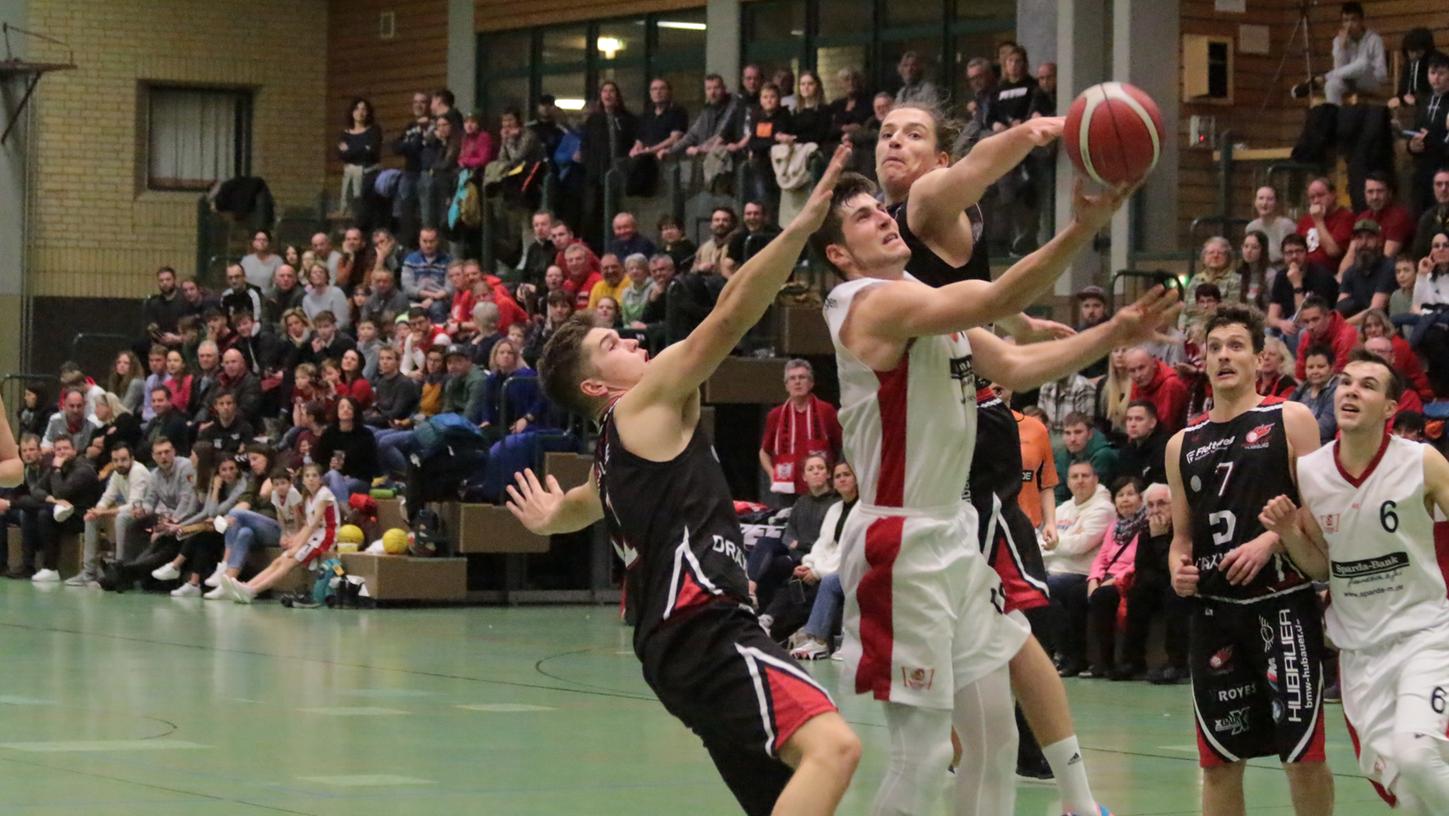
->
xmin=1165 ymin=432 xmax=1200 ymax=597
xmin=506 ymin=469 xmax=604 ymax=536
xmin=1259 ymin=495 xmax=1329 ymax=581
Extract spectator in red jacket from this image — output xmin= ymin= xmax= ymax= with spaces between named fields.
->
xmin=1293 ymin=295 xmax=1359 ymax=379
xmin=1297 ymin=177 xmax=1355 ymax=270
xmin=758 ymin=359 xmax=843 ymax=501
xmin=1364 ymin=336 xmax=1426 ymax=416
xmin=1360 ymin=308 xmax=1433 ymax=400
xmin=561 ymin=244 xmax=602 ymax=311
xmin=1125 ymin=347 xmax=1190 ymax=432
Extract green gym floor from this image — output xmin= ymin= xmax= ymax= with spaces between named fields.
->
xmin=0 ymin=584 xmax=1391 ymax=816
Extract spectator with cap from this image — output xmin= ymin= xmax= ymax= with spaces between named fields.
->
xmin=1297 ymin=177 xmax=1355 ymax=271
xmin=1335 ymin=218 xmax=1395 ymax=324
xmin=1245 ymin=185 xmax=1298 ymax=263
xmin=1355 ymin=172 xmax=1414 ymax=259
xmin=1074 ymin=285 xmax=1109 ymax=377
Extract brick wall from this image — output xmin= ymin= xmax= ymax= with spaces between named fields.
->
xmin=23 ymin=0 xmax=328 ymax=300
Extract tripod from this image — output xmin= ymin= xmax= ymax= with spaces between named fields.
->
xmin=1263 ymin=0 xmax=1316 ymax=111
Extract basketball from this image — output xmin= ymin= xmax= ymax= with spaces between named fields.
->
xmin=1063 ymin=81 xmax=1165 ymax=187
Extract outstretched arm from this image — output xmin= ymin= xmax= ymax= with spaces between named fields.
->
xmin=907 ymin=118 xmax=1063 ymax=245
xmin=506 ymin=469 xmax=604 ymax=536
xmin=853 ymin=179 xmax=1135 ymax=341
xmin=970 ymin=286 xmax=1180 ymax=391
xmin=631 ymin=145 xmax=852 ymax=407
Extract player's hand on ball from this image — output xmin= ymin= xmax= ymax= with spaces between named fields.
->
xmin=1171 ymin=554 xmax=1199 ymax=597
xmin=1220 ymin=532 xmax=1277 ymax=586
xmin=1258 ymin=495 xmax=1301 ymax=539
xmin=1071 ymin=177 xmax=1139 ymax=231
xmin=793 ymin=143 xmax=853 ymax=232
xmin=505 ymin=469 xmax=565 ymax=534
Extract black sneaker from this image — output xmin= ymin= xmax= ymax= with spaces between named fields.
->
xmin=281 ymin=592 xmax=319 ymax=609
xmin=1111 ymin=662 xmax=1146 ymax=681
xmin=1057 ymin=660 xmax=1084 ymax=678
xmin=1323 ymin=680 xmax=1341 ymax=703
xmin=1015 ymin=755 xmax=1054 ymax=781
xmin=1149 ymin=665 xmax=1189 ymax=685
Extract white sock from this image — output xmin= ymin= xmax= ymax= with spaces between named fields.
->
xmin=1043 ymin=735 xmax=1097 ymax=815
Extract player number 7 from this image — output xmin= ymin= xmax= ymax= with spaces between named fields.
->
xmin=1215 ymin=462 xmax=1233 ymax=497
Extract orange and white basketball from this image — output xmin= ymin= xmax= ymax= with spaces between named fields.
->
xmin=1063 ymin=81 xmax=1165 ymax=187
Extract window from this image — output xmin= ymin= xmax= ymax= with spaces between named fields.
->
xmin=145 ymin=86 xmax=251 ymax=191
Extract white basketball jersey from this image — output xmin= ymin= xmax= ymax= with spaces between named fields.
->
xmin=822 ymin=276 xmax=977 ymax=509
xmin=1296 ymin=436 xmax=1449 ymax=651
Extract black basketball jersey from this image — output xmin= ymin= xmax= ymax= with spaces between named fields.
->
xmin=888 ymin=197 xmax=1018 ymax=504
xmin=1178 ymin=397 xmax=1311 ymax=603
xmin=594 ymin=403 xmax=752 ymax=652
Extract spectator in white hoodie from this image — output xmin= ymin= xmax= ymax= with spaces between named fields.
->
xmin=1044 ymin=460 xmax=1114 ymax=677
xmin=785 ymin=461 xmax=859 ymax=660
xmin=69 ymin=441 xmax=148 ymax=586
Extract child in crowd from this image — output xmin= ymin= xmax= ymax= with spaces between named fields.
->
xmin=221 ymin=462 xmax=335 ymax=604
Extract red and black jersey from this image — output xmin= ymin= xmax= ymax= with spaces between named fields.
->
xmin=594 ymin=404 xmax=752 ymax=653
xmin=1178 ymin=397 xmax=1310 ymax=603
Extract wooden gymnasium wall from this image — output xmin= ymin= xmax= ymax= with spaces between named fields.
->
xmin=325 ymin=0 xmax=449 ymax=186
xmin=1175 ymin=0 xmax=1449 ymax=245
xmin=473 ymin=0 xmax=699 ymax=32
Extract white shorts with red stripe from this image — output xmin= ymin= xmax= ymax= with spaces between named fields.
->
xmin=837 ymin=502 xmax=1030 ymax=710
xmin=1342 ymin=618 xmax=1449 ymax=804
xmin=292 ymin=531 xmax=333 ymax=566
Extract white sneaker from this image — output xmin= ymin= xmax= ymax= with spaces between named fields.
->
xmin=170 ymin=582 xmax=201 ymax=598
xmin=221 ymin=574 xmax=255 ymax=604
xmin=30 ymin=569 xmax=60 ymax=583
xmin=790 ymin=637 xmax=831 ymax=660
xmin=203 ymin=564 xmax=224 ymax=588
xmin=151 ymin=562 xmax=181 ymax=581
xmin=63 ymin=573 xmax=94 ymax=587
xmin=203 ymin=585 xmax=228 ymax=600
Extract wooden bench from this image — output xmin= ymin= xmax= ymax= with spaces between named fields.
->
xmin=340 ymin=553 xmax=467 ymax=602
xmin=6 ymin=525 xmax=82 ymax=578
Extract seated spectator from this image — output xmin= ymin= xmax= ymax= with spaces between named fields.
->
xmin=1081 ymin=477 xmax=1143 ymax=680
xmin=85 ymin=391 xmax=141 ymax=472
xmin=316 ymin=396 xmax=378 ymax=500
xmin=1053 ymin=412 xmax=1119 ymax=503
xmin=283 ymin=401 xmax=327 ymax=471
xmin=523 ymin=291 xmax=573 ymax=367
xmin=137 ymin=349 xmax=167 ymax=423
xmin=354 ymin=318 xmax=382 ymax=380
xmin=548 ymin=220 xmax=589 ymax=270
xmin=1125 ymin=347 xmax=1189 ymax=433
xmin=195 ymin=391 xmax=254 ymax=456
xmin=827 ymin=68 xmax=872 ymax=150
xmin=1045 ymin=461 xmax=1113 ymax=677
xmin=1268 ymin=233 xmax=1338 ymax=339
xmin=334 ymin=228 xmax=368 ymax=292
xmin=143 ymin=266 xmax=187 ymax=349
xmin=141 ymin=387 xmax=189 ymax=462
xmin=1357 ymin=172 xmax=1414 ymax=259
xmin=310 ymin=232 xmax=343 ymax=283
xmin=723 ymin=201 xmax=780 ymax=278
xmin=1360 ymin=308 xmax=1432 ymax=400
xmin=758 ymin=360 xmax=842 ymax=501
xmin=592 ymin=297 xmax=620 ymax=329
xmin=42 ymin=387 xmax=97 ymax=454
xmin=399 ymin=306 xmax=450 ymax=381
xmin=361 ymin=268 xmax=409 ymax=327
xmin=164 ymin=347 xmax=196 ymax=416
xmin=274 ymin=309 xmax=314 ymax=380
xmin=1179 ymin=238 xmax=1240 ymax=331
xmin=618 ymin=253 xmax=652 ymax=328
xmin=492 ymin=107 xmax=544 ymax=170
xmin=333 ymin=349 xmax=374 ymax=410
xmin=1245 ymin=185 xmax=1297 ymax=263
xmin=588 ymin=253 xmax=630 ymax=312
xmin=787 ymin=461 xmax=857 ymax=660
xmin=1393 ymin=410 xmax=1427 ymax=441
xmin=0 ymin=435 xmax=45 ymax=577
xmin=214 ymin=348 xmax=264 ymax=425
xmin=220 ymin=462 xmax=336 ymax=604
xmin=1293 ymin=295 xmax=1358 ymax=378
xmin=1409 ymin=233 xmax=1449 ymax=392
xmin=229 ymin=310 xmax=276 ymax=377
xmin=670 ymin=73 xmax=742 ymax=159
xmin=18 ymin=382 xmax=53 ymax=440
xmin=478 ymin=339 xmax=537 ymax=441
xmin=220 ymin=263 xmax=264 ymax=322
xmin=1413 ymin=168 xmax=1449 ymax=261
xmin=368 ymin=228 xmax=406 ymax=278
xmin=1390 ymin=255 xmax=1416 ymax=320
xmin=177 ymin=276 xmax=216 ymax=323
xmin=1297 ymin=177 xmax=1355 ymax=271
xmin=1118 ymin=401 xmax=1168 ymax=486
xmin=458 ymin=112 xmax=496 ymax=174
xmin=1238 ymin=230 xmax=1274 ymax=311
xmin=1291 ymin=344 xmax=1342 ymax=443
xmin=1292 ymin=2 xmax=1386 ymax=107
xmin=363 ymin=346 xmax=420 ymax=429
xmin=607 ymin=212 xmax=657 ymax=260
xmin=150 ymin=453 xmax=249 ymax=598
xmin=656 ymin=216 xmax=695 ymax=271
xmin=241 ymin=229 xmax=283 ymax=294
xmin=108 ymin=351 xmax=146 ymax=416
xmin=100 ymin=436 xmax=198 ymax=592
xmin=693 ymin=207 xmax=736 ymax=276
xmin=562 ymin=244 xmax=603 ymax=312
xmin=1362 ymin=337 xmax=1425 ymax=416
xmin=73 ymin=440 xmax=147 ymax=587
xmin=302 ymin=264 xmax=351 ymax=331
xmin=402 ymin=227 xmax=453 ymax=322
xmin=27 ymin=436 xmax=101 ymax=583
xmin=1256 ymin=335 xmax=1298 ymax=397
xmin=1335 ymin=219 xmax=1394 ymax=322
xmin=752 ymin=453 xmax=834 ymax=630
xmin=266 ymin=264 xmax=306 ymax=325
xmin=457 ymin=260 xmax=527 ymax=335
xmin=212 ymin=455 xmax=301 ymax=599
xmin=1037 ymin=370 xmax=1097 ymax=435
xmin=465 ymin=302 xmax=503 ymax=366
xmin=1123 ymin=483 xmax=1189 ymax=684
xmin=734 ymin=83 xmax=791 ymax=208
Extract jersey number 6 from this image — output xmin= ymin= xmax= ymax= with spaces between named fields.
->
xmin=1380 ymin=500 xmax=1398 ymax=533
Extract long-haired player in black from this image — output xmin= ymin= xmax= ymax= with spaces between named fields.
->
xmin=1165 ymin=303 xmax=1334 ymax=815
xmin=505 ymin=146 xmax=860 ymax=816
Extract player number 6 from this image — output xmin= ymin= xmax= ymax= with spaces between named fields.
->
xmin=1379 ymin=500 xmax=1398 ymax=534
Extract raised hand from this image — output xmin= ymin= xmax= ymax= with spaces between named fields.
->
xmin=1111 ymin=285 xmax=1183 ymax=345
xmin=792 ymin=143 xmax=854 ymax=233
xmin=505 ymin=468 xmax=566 ymax=535
xmin=1071 ymin=177 xmax=1139 ymax=232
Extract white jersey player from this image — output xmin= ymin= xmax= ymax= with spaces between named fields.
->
xmin=1262 ymin=351 xmax=1449 ymax=814
xmin=811 ymin=169 xmax=1173 ymax=815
